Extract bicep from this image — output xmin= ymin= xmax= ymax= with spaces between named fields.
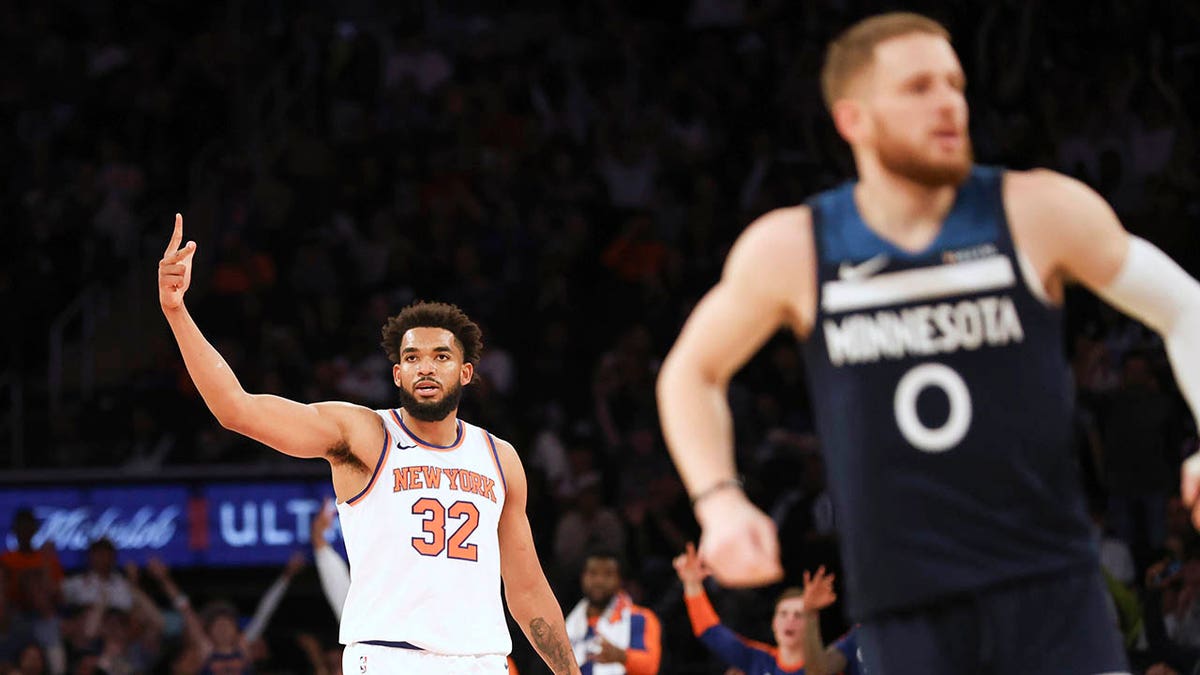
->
xmin=230 ymin=397 xmax=363 ymax=459
xmin=663 ymin=212 xmax=810 ymax=385
xmin=495 ymin=440 xmax=543 ymax=589
xmin=663 ymin=280 xmax=790 ymax=386
xmin=1012 ymin=170 xmax=1130 ymax=292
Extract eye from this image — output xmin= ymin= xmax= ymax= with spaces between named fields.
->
xmin=404 ymin=355 xmax=417 ymax=362
xmin=437 ymin=354 xmax=450 ymax=361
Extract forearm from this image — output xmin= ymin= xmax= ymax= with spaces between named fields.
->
xmin=163 ymin=305 xmax=250 ymax=425
xmin=243 ymin=574 xmax=291 ymax=642
xmin=506 ymin=582 xmax=579 ymax=675
xmin=657 ymin=362 xmax=737 ymax=498
xmin=799 ymin=613 xmax=832 ymax=675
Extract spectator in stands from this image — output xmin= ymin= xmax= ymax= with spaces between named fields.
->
xmin=146 ymin=554 xmax=303 ymax=674
xmin=674 ymin=543 xmax=860 ymax=675
xmin=61 ymin=539 xmax=130 ymax=613
xmin=565 ymin=547 xmax=661 ymax=673
xmin=0 ymin=509 xmax=63 ymax=615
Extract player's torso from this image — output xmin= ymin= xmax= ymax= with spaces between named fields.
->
xmin=336 ymin=410 xmax=511 ymax=655
xmin=799 ymin=166 xmax=1095 ymax=619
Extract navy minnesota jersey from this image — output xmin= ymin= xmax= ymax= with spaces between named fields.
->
xmin=800 ymin=166 xmax=1096 ymax=620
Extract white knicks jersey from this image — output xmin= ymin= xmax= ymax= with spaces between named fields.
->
xmin=337 ymin=409 xmax=511 ymax=656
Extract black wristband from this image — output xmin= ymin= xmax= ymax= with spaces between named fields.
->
xmin=689 ymin=477 xmax=744 ymax=508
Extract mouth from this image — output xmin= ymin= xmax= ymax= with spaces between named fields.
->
xmin=414 ymin=381 xmax=442 ymax=397
xmin=932 ymin=128 xmax=964 ymax=149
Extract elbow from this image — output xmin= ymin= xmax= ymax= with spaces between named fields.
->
xmin=656 ymin=353 xmax=721 ymax=404
xmin=213 ymin=393 xmax=254 ymax=433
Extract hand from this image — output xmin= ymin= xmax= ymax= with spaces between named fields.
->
xmin=673 ymin=542 xmax=711 ymax=586
xmin=145 ymin=557 xmax=169 ymax=582
xmin=284 ymin=551 xmax=307 ymax=579
xmin=589 ymin=636 xmax=625 ymax=665
xmin=159 ymin=213 xmax=196 ymax=311
xmin=694 ymin=489 xmax=783 ymax=588
xmin=311 ymin=498 xmax=335 ymax=546
xmin=801 ymin=566 xmax=837 ymax=612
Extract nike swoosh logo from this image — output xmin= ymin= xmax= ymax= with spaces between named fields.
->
xmin=838 ymin=254 xmax=890 ymax=281
xmin=396 ymin=443 xmax=418 ymax=450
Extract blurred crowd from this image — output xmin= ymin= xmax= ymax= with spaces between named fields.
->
xmin=3 ymin=0 xmax=1200 ymax=673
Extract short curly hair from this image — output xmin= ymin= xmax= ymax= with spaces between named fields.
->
xmin=380 ymin=301 xmax=483 ymax=367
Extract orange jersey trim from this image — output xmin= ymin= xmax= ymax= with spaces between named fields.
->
xmin=390 ymin=409 xmax=465 ymax=451
xmin=483 ymin=431 xmax=508 ymax=494
xmin=625 ymin=606 xmax=663 ymax=675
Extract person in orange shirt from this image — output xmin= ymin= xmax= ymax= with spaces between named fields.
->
xmin=675 ymin=543 xmax=860 ymax=675
xmin=0 ymin=508 xmax=63 ymax=614
xmin=565 ymin=548 xmax=661 ymax=674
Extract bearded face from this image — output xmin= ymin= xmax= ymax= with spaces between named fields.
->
xmin=846 ymin=33 xmax=974 ymax=188
xmin=396 ymin=376 xmax=464 ymax=422
xmin=872 ymin=107 xmax=973 ymax=187
xmin=393 ymin=327 xmax=472 ymax=422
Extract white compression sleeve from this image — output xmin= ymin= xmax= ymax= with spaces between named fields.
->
xmin=314 ymin=545 xmax=351 ymax=621
xmin=1094 ymin=236 xmax=1200 ymax=421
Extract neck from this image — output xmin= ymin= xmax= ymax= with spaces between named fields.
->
xmin=400 ymin=408 xmax=460 ymax=446
xmin=586 ymin=598 xmax=611 ymax=617
xmin=854 ymin=157 xmax=959 ymax=253
xmin=778 ymin=642 xmax=805 ymax=666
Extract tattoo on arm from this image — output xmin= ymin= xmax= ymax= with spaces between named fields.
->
xmin=529 ymin=617 xmax=575 ymax=673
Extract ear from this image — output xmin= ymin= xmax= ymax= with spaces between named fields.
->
xmin=831 ymin=98 xmax=869 ymax=145
xmin=460 ymin=362 xmax=474 ymax=386
xmin=392 ymin=363 xmax=403 ymax=387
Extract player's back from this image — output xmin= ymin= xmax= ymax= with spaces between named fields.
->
xmin=336 ymin=410 xmax=511 ymax=656
xmin=800 ymin=166 xmax=1095 ymax=620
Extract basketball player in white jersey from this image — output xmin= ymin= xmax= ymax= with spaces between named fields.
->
xmin=157 ymin=215 xmax=580 ymax=675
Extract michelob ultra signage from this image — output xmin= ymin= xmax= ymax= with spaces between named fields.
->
xmin=0 ymin=481 xmax=343 ymax=569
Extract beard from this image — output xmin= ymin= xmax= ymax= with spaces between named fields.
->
xmin=396 ymin=380 xmax=464 ymax=422
xmin=875 ymin=118 xmax=973 ymax=188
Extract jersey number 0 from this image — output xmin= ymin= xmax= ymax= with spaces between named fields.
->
xmin=893 ymin=362 xmax=973 ymax=453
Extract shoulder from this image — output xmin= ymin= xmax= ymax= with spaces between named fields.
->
xmin=485 ymin=433 xmax=527 ymax=484
xmin=312 ymin=401 xmax=383 ymax=426
xmin=485 ymin=432 xmax=518 ymax=460
xmin=1003 ymin=168 xmax=1113 ymax=217
xmin=727 ymin=206 xmax=813 ymax=270
xmin=630 ymin=603 xmax=661 ymax=623
xmin=722 ymin=206 xmax=814 ymax=295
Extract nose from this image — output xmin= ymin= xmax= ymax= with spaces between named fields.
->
xmin=935 ymin=82 xmax=965 ymax=118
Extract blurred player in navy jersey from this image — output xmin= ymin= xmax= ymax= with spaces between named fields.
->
xmin=659 ymin=11 xmax=1200 ymax=675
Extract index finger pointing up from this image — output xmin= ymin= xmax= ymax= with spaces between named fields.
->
xmin=164 ymin=213 xmax=183 ymax=257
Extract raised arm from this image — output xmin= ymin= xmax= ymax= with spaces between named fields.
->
xmin=1006 ymin=171 xmax=1200 ymax=524
xmin=146 ymin=557 xmax=211 ymax=658
xmin=311 ymin=499 xmax=350 ymax=621
xmin=242 ymin=552 xmax=304 ymax=648
xmin=672 ymin=543 xmax=763 ymax=670
xmin=158 ymin=214 xmax=379 ymax=461
xmin=796 ymin=567 xmax=847 ymax=675
xmin=495 ymin=438 xmax=581 ymax=675
xmin=657 ymin=206 xmax=814 ymax=587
